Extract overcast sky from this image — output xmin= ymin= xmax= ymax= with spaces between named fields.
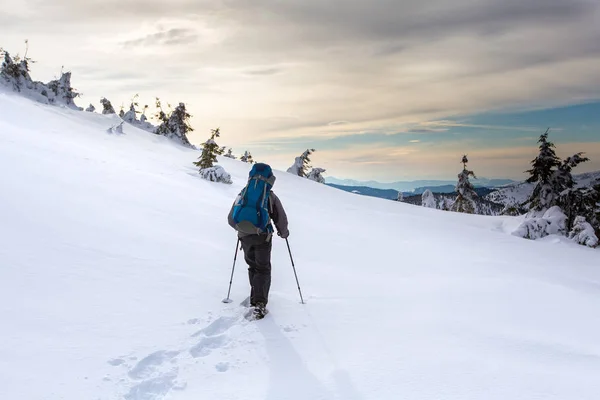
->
xmin=2 ymin=0 xmax=600 ymax=181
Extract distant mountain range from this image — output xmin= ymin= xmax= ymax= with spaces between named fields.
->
xmin=327 ymin=171 xmax=600 ymax=208
xmin=325 ymin=177 xmax=515 ymax=192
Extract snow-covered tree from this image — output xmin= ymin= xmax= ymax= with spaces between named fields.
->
xmin=240 ymin=151 xmax=254 ymax=164
xmin=512 ymin=206 xmax=567 ymax=240
xmin=122 ymin=103 xmax=137 ymax=124
xmin=194 ymin=128 xmax=231 ymax=183
xmin=100 ymin=97 xmax=116 ymax=114
xmin=522 ymin=129 xmax=565 ymax=214
xmin=421 ymin=189 xmax=436 ymax=208
xmin=155 ymin=102 xmax=193 ymax=147
xmin=194 ymin=128 xmax=223 ymax=170
xmin=199 ymin=165 xmax=232 ymax=184
xmin=46 ymin=71 xmax=80 ymax=108
xmin=450 ymin=155 xmax=478 ymax=214
xmin=0 ymin=50 xmax=32 ymax=92
xmin=287 ymin=149 xmax=315 ymax=177
xmin=307 ymin=167 xmax=326 ymax=183
xmin=396 ymin=191 xmax=404 ymax=202
xmin=568 ymin=216 xmax=599 ymax=248
xmin=223 ymin=148 xmax=237 ymax=159
xmin=85 ymin=104 xmax=95 ymax=112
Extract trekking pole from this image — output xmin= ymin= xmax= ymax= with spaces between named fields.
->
xmin=222 ymin=239 xmax=240 ymax=303
xmin=285 ymin=238 xmax=305 ymax=304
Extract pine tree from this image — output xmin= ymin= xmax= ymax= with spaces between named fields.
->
xmin=287 ymin=149 xmax=315 ymax=177
xmin=421 ymin=189 xmax=436 ymax=208
xmin=46 ymin=71 xmax=79 ymax=107
xmin=194 ymin=128 xmax=223 ymax=169
xmin=85 ymin=104 xmax=95 ymax=112
xmin=568 ymin=216 xmax=599 ymax=248
xmin=307 ymin=167 xmax=326 ymax=183
xmin=155 ymin=102 xmax=193 ymax=147
xmin=240 ymin=150 xmax=254 ymax=164
xmin=100 ymin=97 xmax=116 ymax=114
xmin=397 ymin=191 xmax=404 ymax=202
xmin=450 ymin=155 xmax=478 ymax=214
xmin=522 ymin=129 xmax=562 ymax=213
xmin=0 ymin=50 xmax=32 ymax=91
xmin=223 ymin=148 xmax=237 ymax=159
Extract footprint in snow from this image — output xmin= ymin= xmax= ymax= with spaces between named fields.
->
xmin=192 ymin=315 xmax=239 ymax=337
xmin=123 ymin=350 xmax=183 ymax=400
xmin=190 ymin=334 xmax=229 ymax=358
xmin=128 ymin=350 xmax=180 ymax=380
xmin=124 ymin=371 xmax=179 ymax=400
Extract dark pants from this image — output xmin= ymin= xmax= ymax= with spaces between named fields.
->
xmin=240 ymin=235 xmax=272 ymax=306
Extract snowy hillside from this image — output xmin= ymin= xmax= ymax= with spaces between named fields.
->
xmin=486 ymin=171 xmax=600 ymax=206
xmin=2 ymin=91 xmax=600 ymax=400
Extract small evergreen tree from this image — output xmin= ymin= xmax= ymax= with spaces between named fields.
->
xmin=122 ymin=103 xmax=137 ymax=123
xmin=0 ymin=50 xmax=32 ymax=91
xmin=194 ymin=128 xmax=231 ymax=184
xmin=46 ymin=71 xmax=80 ymax=107
xmin=223 ymin=148 xmax=237 ymax=159
xmin=155 ymin=102 xmax=193 ymax=147
xmin=397 ymin=191 xmax=404 ymax=202
xmin=85 ymin=104 xmax=95 ymax=112
xmin=194 ymin=128 xmax=223 ymax=169
xmin=421 ymin=189 xmax=436 ymax=208
xmin=287 ymin=149 xmax=315 ymax=177
xmin=240 ymin=150 xmax=254 ymax=164
xmin=450 ymin=155 xmax=478 ymax=214
xmin=568 ymin=216 xmax=599 ymax=248
xmin=100 ymin=97 xmax=116 ymax=114
xmin=522 ymin=129 xmax=562 ymax=213
xmin=307 ymin=167 xmax=326 ymax=183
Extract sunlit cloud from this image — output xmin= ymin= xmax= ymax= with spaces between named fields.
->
xmin=2 ymin=0 xmax=599 ymax=180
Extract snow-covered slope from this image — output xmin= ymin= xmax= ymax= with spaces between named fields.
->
xmin=486 ymin=171 xmax=600 ymax=206
xmin=1 ymin=91 xmax=600 ymax=400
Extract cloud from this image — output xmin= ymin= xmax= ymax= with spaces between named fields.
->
xmin=2 ymin=0 xmax=600 ymax=180
xmin=122 ymin=28 xmax=198 ymax=48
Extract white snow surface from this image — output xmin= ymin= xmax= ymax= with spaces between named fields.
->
xmin=1 ymin=91 xmax=600 ymax=400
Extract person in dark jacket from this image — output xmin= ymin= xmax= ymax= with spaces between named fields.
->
xmin=227 ymin=165 xmax=289 ymax=317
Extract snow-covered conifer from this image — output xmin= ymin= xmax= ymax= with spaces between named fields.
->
xmin=421 ymin=189 xmax=436 ymax=208
xmin=287 ymin=149 xmax=315 ymax=177
xmin=513 ymin=206 xmax=567 ymax=240
xmin=307 ymin=167 xmax=326 ymax=183
xmin=450 ymin=155 xmax=478 ymax=214
xmin=155 ymin=102 xmax=193 ymax=147
xmin=46 ymin=71 xmax=80 ymax=109
xmin=194 ymin=128 xmax=231 ymax=183
xmin=522 ymin=129 xmax=563 ymax=214
xmin=100 ymin=98 xmax=116 ymax=114
xmin=397 ymin=191 xmax=404 ymax=202
xmin=0 ymin=50 xmax=32 ymax=92
xmin=85 ymin=104 xmax=95 ymax=112
xmin=199 ymin=166 xmax=232 ymax=184
xmin=194 ymin=128 xmax=223 ymax=170
xmin=569 ymin=216 xmax=599 ymax=248
xmin=240 ymin=151 xmax=254 ymax=164
xmin=223 ymin=148 xmax=237 ymax=159
xmin=122 ymin=103 xmax=137 ymax=124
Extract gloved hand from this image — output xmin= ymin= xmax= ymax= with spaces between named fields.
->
xmin=277 ymin=230 xmax=289 ymax=239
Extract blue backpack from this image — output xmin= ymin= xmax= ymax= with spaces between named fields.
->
xmin=232 ymin=163 xmax=275 ymax=235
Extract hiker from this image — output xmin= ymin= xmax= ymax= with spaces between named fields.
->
xmin=227 ymin=163 xmax=289 ymax=318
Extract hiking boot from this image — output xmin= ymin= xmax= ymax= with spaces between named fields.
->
xmin=253 ymin=302 xmax=267 ymax=319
